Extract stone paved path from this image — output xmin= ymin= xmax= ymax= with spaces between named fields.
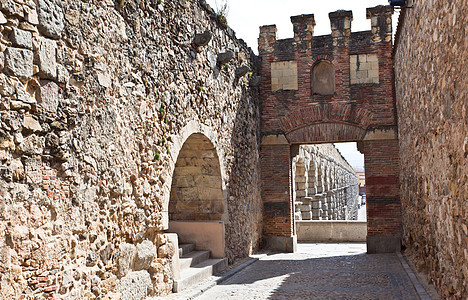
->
xmin=196 ymin=243 xmax=421 ymax=300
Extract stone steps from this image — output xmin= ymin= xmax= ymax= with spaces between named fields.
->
xmin=179 ymin=250 xmax=210 ymax=270
xmin=178 ymin=243 xmax=195 ymax=257
xmin=173 ymin=243 xmax=228 ymax=293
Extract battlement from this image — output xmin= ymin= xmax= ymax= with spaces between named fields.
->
xmin=291 ymin=14 xmax=316 ymax=42
xmin=259 ymin=5 xmax=393 ymax=52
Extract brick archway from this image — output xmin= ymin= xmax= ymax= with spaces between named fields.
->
xmin=259 ymin=5 xmax=400 ymax=253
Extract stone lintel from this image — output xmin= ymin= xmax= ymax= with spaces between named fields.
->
xmin=363 ymin=128 xmax=397 ymax=141
xmin=263 ymin=235 xmax=297 ymax=253
xmin=261 ymin=134 xmax=289 ymax=145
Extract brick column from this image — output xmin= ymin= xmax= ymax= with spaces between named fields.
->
xmin=260 ymin=135 xmax=296 ymax=252
xmin=363 ymin=139 xmax=401 ymax=253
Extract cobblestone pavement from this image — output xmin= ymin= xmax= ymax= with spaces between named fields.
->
xmin=196 ymin=243 xmax=421 ymax=300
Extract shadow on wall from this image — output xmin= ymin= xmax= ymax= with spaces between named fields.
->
xmin=224 ymin=85 xmax=263 ymax=262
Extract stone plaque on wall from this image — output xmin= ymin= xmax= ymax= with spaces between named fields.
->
xmin=350 ymin=54 xmax=379 ymax=84
xmin=271 ymin=61 xmax=298 ymax=91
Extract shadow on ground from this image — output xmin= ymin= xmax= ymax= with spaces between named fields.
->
xmin=197 ymin=243 xmax=420 ymax=300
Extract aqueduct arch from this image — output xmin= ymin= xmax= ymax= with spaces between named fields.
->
xmin=259 ymin=6 xmax=400 ymax=253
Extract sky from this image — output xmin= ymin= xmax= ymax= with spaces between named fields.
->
xmin=205 ymin=0 xmax=395 ymax=169
xmin=206 ymin=0 xmax=399 ymax=54
xmin=334 ymin=142 xmax=364 ymax=170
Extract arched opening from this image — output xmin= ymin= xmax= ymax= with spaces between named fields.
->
xmin=293 ymin=143 xmax=365 ymax=243
xmin=311 ymin=60 xmax=335 ymax=95
xmin=168 ymin=133 xmax=225 ymax=258
xmin=169 ymin=133 xmax=224 ymax=221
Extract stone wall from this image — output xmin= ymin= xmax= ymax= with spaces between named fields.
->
xmin=0 ymin=0 xmax=262 ymax=298
xmin=394 ymin=0 xmax=467 ymax=298
xmin=292 ymin=144 xmax=359 ymax=222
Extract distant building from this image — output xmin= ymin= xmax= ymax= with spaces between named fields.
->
xmin=354 ymin=169 xmax=366 ymax=195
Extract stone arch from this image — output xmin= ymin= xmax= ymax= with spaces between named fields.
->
xmin=286 ymin=123 xmax=367 ymax=144
xmin=162 ymin=121 xmax=228 ymax=229
xmin=311 ymin=60 xmax=335 ymax=95
xmin=169 ymin=133 xmax=224 ymax=221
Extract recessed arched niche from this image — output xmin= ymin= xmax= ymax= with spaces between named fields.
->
xmin=312 ymin=61 xmax=335 ymax=95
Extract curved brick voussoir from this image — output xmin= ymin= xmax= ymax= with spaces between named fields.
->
xmin=286 ymin=123 xmax=366 ymax=144
xmin=280 ymin=103 xmax=373 ymax=135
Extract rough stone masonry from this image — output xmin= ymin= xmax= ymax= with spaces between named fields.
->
xmin=394 ymin=0 xmax=467 ymax=299
xmin=0 ymin=0 xmax=466 ymax=299
xmin=0 ymin=0 xmax=262 ymax=298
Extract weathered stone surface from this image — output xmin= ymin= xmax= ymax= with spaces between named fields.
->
xmin=16 ymin=81 xmax=36 ymax=105
xmin=37 ymin=0 xmax=64 ymax=39
xmin=10 ymin=28 xmax=33 ymax=50
xmin=134 ymin=240 xmax=155 ymax=271
xmin=0 ymin=11 xmax=7 ymax=24
xmin=86 ymin=251 xmax=99 ymax=266
xmin=0 ymin=0 xmax=262 ymax=298
xmin=394 ymin=0 xmax=467 ymax=298
xmin=18 ymin=134 xmax=44 ymax=155
xmin=217 ymin=50 xmax=234 ymax=65
xmin=118 ymin=243 xmax=135 ymax=278
xmin=36 ymin=38 xmax=57 ymax=79
xmin=24 ymin=157 xmax=43 ymax=184
xmin=36 ymin=80 xmax=59 ymax=113
xmin=0 ymin=130 xmax=15 ymax=150
xmin=9 ymin=159 xmax=24 ymax=181
xmin=99 ymin=275 xmax=117 ymax=294
xmin=24 ymin=6 xmax=39 ymax=25
xmin=0 ymin=0 xmax=24 ymax=18
xmin=22 ymin=115 xmax=42 ymax=132
xmin=10 ymin=101 xmax=31 ymax=111
xmin=4 ymin=48 xmax=33 ymax=78
xmin=235 ymin=65 xmax=250 ymax=78
xmin=193 ymin=30 xmax=212 ymax=47
xmin=116 ymin=270 xmax=152 ymax=300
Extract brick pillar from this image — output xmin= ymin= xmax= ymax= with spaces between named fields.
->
xmin=363 ymin=139 xmax=401 ymax=253
xmin=329 ymin=10 xmax=353 ymax=46
xmin=260 ymin=135 xmax=296 ymax=252
xmin=366 ymin=6 xmax=393 ymax=43
xmin=290 ymin=14 xmax=315 ymax=44
xmin=258 ymin=25 xmax=277 ymax=53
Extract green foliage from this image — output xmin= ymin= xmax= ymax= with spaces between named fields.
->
xmin=214 ymin=0 xmax=229 ymax=28
xmin=154 ymin=151 xmax=161 ymax=160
